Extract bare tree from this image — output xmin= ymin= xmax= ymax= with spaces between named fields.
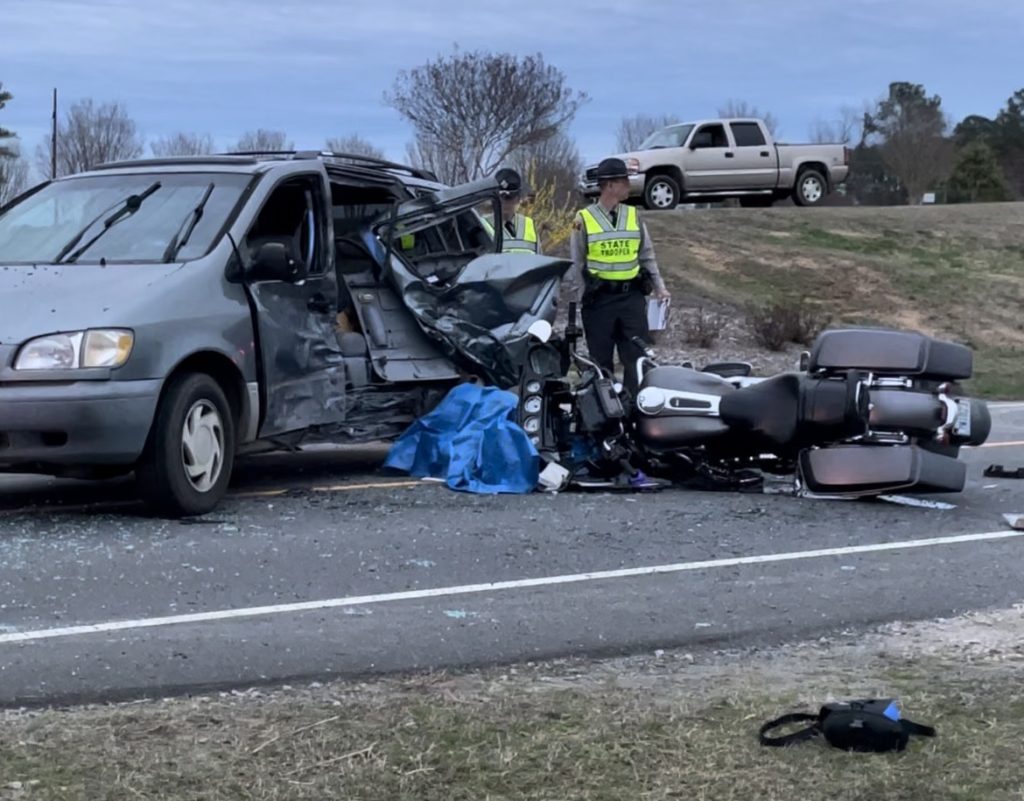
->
xmin=808 ymin=104 xmax=864 ymax=144
xmin=717 ymin=99 xmax=778 ymax=135
xmin=151 ymin=132 xmax=215 ymax=157
xmin=33 ymin=98 xmax=143 ymax=177
xmin=325 ymin=134 xmax=384 ymax=159
xmin=863 ymin=82 xmax=955 ymax=204
xmin=231 ymin=129 xmax=293 ymax=153
xmin=0 ymin=81 xmax=28 ymax=204
xmin=385 ymin=46 xmax=588 ymax=183
xmin=0 ymin=154 xmax=29 ymax=206
xmin=615 ymin=113 xmax=681 ymax=152
xmin=0 ymin=81 xmax=17 ymax=159
xmin=508 ymin=133 xmax=582 ymax=205
xmin=404 ymin=138 xmax=460 ymax=184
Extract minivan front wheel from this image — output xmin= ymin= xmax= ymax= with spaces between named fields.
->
xmin=136 ymin=373 xmax=236 ymax=518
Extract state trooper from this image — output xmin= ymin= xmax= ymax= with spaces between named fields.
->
xmin=483 ymin=185 xmax=541 ymax=254
xmin=565 ymin=157 xmax=671 ymax=398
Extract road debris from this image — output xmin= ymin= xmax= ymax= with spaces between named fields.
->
xmin=1002 ymin=513 xmax=1024 ymax=530
xmin=985 ymin=464 xmax=1024 ymax=479
xmin=878 ymin=495 xmax=957 ymax=510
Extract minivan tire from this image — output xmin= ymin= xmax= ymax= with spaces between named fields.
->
xmin=136 ymin=372 xmax=236 ymax=518
xmin=643 ymin=175 xmax=681 ymax=210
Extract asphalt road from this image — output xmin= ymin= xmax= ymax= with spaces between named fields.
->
xmin=1 ymin=404 xmax=1023 ymax=708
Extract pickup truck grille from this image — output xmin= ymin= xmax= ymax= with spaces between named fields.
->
xmin=584 ymin=166 xmax=598 ymax=181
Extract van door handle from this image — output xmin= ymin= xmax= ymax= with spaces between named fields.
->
xmin=307 ymin=293 xmax=332 ymax=314
xmin=760 ymin=151 xmax=770 ymax=157
xmin=724 ymin=152 xmax=734 ymax=158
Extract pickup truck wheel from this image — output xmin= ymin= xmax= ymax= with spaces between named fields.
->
xmin=643 ymin=175 xmax=680 ymax=210
xmin=135 ymin=373 xmax=236 ymax=518
xmin=794 ymin=169 xmax=827 ymax=206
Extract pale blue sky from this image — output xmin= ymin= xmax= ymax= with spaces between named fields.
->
xmin=2 ymin=0 xmax=1021 ymax=179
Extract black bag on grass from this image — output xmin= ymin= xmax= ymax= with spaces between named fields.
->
xmin=759 ymin=698 xmax=936 ymax=753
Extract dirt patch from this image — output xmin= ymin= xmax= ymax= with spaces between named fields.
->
xmin=3 ymin=607 xmax=1024 ymax=800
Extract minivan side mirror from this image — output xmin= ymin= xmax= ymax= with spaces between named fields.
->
xmin=246 ymin=241 xmax=307 ymax=283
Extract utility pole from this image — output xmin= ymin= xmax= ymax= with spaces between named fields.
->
xmin=50 ymin=88 xmax=57 ymax=180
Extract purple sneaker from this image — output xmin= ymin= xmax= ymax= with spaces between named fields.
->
xmin=629 ymin=470 xmax=662 ymax=490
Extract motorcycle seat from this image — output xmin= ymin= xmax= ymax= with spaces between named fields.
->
xmin=719 ymin=373 xmax=802 ymax=446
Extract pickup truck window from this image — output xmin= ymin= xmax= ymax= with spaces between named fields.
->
xmin=692 ymin=124 xmax=729 ymax=149
xmin=730 ymin=122 xmax=767 ymax=147
xmin=639 ymin=124 xmax=695 ymax=150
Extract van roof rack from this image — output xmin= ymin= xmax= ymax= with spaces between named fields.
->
xmin=221 ymin=150 xmax=438 ymax=181
xmin=92 ymin=155 xmax=260 ymax=170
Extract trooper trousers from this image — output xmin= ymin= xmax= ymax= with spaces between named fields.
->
xmin=580 ymin=288 xmax=650 ymax=399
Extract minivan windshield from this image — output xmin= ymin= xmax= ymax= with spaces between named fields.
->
xmin=638 ymin=124 xmax=695 ymax=150
xmin=0 ymin=172 xmax=252 ymax=264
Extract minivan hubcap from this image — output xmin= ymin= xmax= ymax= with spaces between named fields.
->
xmin=181 ymin=400 xmax=224 ymax=493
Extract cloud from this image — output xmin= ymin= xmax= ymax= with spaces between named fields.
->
xmin=2 ymin=0 xmax=1022 ymax=171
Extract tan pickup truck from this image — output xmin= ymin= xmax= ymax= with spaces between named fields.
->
xmin=580 ymin=118 xmax=850 ymax=209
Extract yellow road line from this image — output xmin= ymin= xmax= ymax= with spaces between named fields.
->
xmin=230 ymin=488 xmax=290 ymax=499
xmin=312 ymin=480 xmax=423 ymax=492
xmin=231 ymin=479 xmax=424 ymax=499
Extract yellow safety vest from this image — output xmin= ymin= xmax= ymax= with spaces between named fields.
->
xmin=578 ymin=203 xmax=641 ymax=281
xmin=483 ymin=213 xmax=539 ymax=253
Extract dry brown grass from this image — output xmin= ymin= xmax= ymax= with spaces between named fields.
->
xmin=3 ymin=650 xmax=1024 ymax=800
xmin=645 ymin=202 xmax=1024 ymax=398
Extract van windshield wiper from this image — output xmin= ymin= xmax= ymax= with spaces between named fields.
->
xmin=54 ymin=181 xmax=162 ymax=264
xmin=162 ymin=183 xmax=215 ymax=263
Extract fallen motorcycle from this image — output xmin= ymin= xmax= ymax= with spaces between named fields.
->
xmin=516 ymin=303 xmax=992 ymax=497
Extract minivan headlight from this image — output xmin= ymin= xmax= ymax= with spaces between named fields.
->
xmin=14 ymin=329 xmax=134 ymax=370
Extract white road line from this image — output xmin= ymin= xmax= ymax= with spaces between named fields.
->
xmin=2 ymin=528 xmax=1022 ymax=645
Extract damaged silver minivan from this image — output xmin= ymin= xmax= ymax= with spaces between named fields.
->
xmin=0 ymin=153 xmax=570 ymax=516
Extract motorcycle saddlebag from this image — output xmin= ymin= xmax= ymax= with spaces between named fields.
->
xmin=799 ymin=443 xmax=966 ymax=496
xmin=807 ymin=329 xmax=972 ymax=380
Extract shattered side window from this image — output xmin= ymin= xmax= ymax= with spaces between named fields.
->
xmin=243 ymin=174 xmax=327 ymax=275
xmin=393 ymin=209 xmax=491 ymax=261
xmin=457 ymin=209 xmax=494 ymax=253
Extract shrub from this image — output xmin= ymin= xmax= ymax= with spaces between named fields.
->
xmin=681 ymin=306 xmax=725 ymax=348
xmin=745 ymin=300 xmax=831 ymax=350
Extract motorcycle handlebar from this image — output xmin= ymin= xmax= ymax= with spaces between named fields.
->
xmin=631 ymin=336 xmax=655 ymax=358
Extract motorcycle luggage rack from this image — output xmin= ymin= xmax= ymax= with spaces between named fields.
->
xmin=871 ymin=377 xmax=915 ymax=389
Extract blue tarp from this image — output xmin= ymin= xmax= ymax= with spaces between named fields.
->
xmin=383 ymin=383 xmax=539 ymax=494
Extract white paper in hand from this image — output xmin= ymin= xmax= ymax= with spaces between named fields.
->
xmin=646 ymin=297 xmax=670 ymax=331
